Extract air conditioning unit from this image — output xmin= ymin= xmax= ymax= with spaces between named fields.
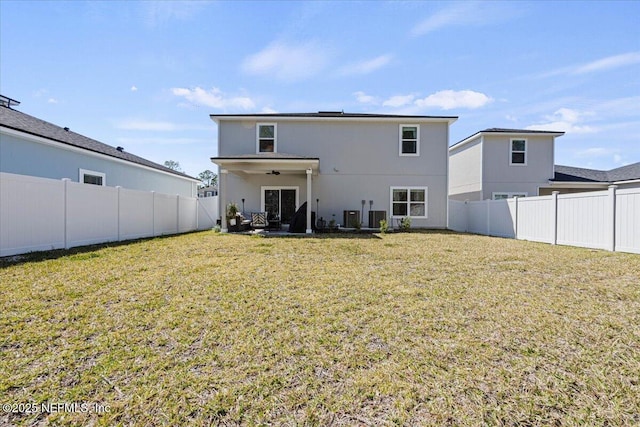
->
xmin=343 ymin=210 xmax=360 ymax=228
xmin=368 ymin=210 xmax=387 ymax=228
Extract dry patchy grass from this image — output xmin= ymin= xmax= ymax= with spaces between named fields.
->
xmin=1 ymin=231 xmax=639 ymax=426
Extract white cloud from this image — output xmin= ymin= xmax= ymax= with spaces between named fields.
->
xmin=538 ymin=52 xmax=640 ymax=78
xmin=411 ymin=1 xmax=520 ymax=36
xmin=353 ymin=91 xmax=378 ymax=104
xmin=117 ymin=120 xmax=179 ymax=131
xmin=116 ymin=119 xmax=212 ymax=131
xmin=383 ymin=94 xmax=415 ymax=108
xmin=526 ymin=108 xmax=597 ymax=134
xmin=116 ymin=137 xmax=205 ymax=145
xmin=414 ymin=90 xmax=493 ymax=110
xmin=576 ymin=147 xmax=615 ymax=157
xmin=574 ymin=52 xmax=640 ymax=74
xmin=572 ymin=148 xmax=631 ymax=167
xmin=143 ymin=1 xmax=209 ymax=27
xmin=47 ymin=98 xmax=59 ymax=104
xmin=130 ymin=86 xmax=138 ymax=92
xmin=171 ymin=87 xmax=255 ymax=110
xmin=338 ymin=54 xmax=392 ymax=76
xmin=242 ymin=41 xmax=330 ymax=82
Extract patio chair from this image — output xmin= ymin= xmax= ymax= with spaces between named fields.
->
xmin=239 ymin=213 xmax=252 ymax=231
xmin=251 ymin=212 xmax=268 ymax=230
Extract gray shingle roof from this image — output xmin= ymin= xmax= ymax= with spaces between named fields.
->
xmin=450 ymin=128 xmax=565 ymax=149
xmin=480 ymin=127 xmax=566 ymax=134
xmin=553 ymin=163 xmax=640 ymax=183
xmin=211 ymin=111 xmax=458 ymax=120
xmin=0 ymin=105 xmax=196 ymax=180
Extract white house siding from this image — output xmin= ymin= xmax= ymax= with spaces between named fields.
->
xmin=481 ymin=135 xmax=555 ymax=199
xmin=448 ymin=137 xmax=483 ymax=201
xmin=217 ymin=118 xmax=451 ymax=228
xmin=0 ymin=130 xmax=196 ymax=197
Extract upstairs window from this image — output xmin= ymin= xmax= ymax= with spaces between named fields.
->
xmin=79 ymin=169 xmax=105 ymax=186
xmin=399 ymin=125 xmax=420 ymax=156
xmin=510 ymin=138 xmax=527 ymax=165
xmin=257 ymin=123 xmax=277 ymax=153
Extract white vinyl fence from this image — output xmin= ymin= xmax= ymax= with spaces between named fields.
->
xmin=0 ymin=172 xmax=219 ymax=257
xmin=449 ymin=186 xmax=640 ymax=254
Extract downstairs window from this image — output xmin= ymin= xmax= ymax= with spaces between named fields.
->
xmin=391 ymin=187 xmax=427 ymax=218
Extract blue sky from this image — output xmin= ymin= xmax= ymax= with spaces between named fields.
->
xmin=1 ymin=0 xmax=639 ymax=178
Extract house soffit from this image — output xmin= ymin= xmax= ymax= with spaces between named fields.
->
xmin=211 ymin=156 xmax=320 ymax=176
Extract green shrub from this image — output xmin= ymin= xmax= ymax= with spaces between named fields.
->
xmin=399 ymin=217 xmax=411 ymax=232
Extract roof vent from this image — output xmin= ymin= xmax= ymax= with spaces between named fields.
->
xmin=116 ymin=146 xmax=124 ymax=152
xmin=0 ymin=95 xmax=20 ymax=108
xmin=63 ymin=127 xmax=70 ymax=131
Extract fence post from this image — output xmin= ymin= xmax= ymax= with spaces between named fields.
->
xmin=464 ymin=200 xmax=469 ymax=232
xmin=116 ymin=186 xmax=122 ymax=242
xmin=552 ymin=191 xmax=559 ymax=245
xmin=176 ymin=195 xmax=180 ymax=234
xmin=513 ymin=196 xmax=519 ymax=239
xmin=608 ymin=185 xmax=618 ymax=251
xmin=195 ymin=197 xmax=199 ymax=231
xmin=62 ymin=178 xmax=71 ymax=249
xmin=152 ymin=191 xmax=156 ymax=237
xmin=486 ymin=200 xmax=491 ymax=236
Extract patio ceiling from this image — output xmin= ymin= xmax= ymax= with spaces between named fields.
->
xmin=211 ymin=154 xmax=320 ymax=176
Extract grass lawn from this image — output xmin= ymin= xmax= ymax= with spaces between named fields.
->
xmin=1 ymin=230 xmax=639 ymax=426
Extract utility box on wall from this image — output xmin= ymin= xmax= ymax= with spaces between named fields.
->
xmin=369 ymin=210 xmax=387 ymax=228
xmin=343 ymin=210 xmax=360 ymax=228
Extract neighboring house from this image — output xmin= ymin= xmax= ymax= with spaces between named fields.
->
xmin=449 ymin=128 xmax=565 ymax=200
xmin=0 ymin=95 xmax=199 ymax=196
xmin=540 ymin=162 xmax=640 ymax=194
xmin=198 ymin=185 xmax=218 ymax=197
xmin=211 ymin=112 xmax=458 ymax=233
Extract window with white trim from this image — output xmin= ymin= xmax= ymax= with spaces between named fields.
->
xmin=257 ymin=123 xmax=277 ymax=153
xmin=391 ymin=187 xmax=427 ymax=218
xmin=510 ymin=138 xmax=526 ymax=165
xmin=399 ymin=125 xmax=419 ymax=156
xmin=492 ymin=192 xmax=527 ymax=200
xmin=79 ymin=169 xmax=105 ymax=186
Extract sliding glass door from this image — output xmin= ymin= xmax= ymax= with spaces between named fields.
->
xmin=262 ymin=187 xmax=298 ymax=224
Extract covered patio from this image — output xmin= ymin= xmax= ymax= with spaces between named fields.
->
xmin=211 ymin=153 xmax=320 ymax=234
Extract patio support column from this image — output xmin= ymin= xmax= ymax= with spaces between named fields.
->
xmin=220 ymin=169 xmax=228 ymax=233
xmin=306 ymin=168 xmax=313 ymax=234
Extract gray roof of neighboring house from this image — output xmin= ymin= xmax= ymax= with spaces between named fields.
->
xmin=0 ymin=104 xmax=197 ymax=180
xmin=450 ymin=128 xmax=565 ymax=149
xmin=553 ymin=162 xmax=640 ymax=183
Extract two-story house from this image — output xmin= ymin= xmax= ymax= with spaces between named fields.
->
xmin=211 ymin=112 xmax=457 ymax=233
xmin=448 ymin=128 xmax=565 ymax=201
